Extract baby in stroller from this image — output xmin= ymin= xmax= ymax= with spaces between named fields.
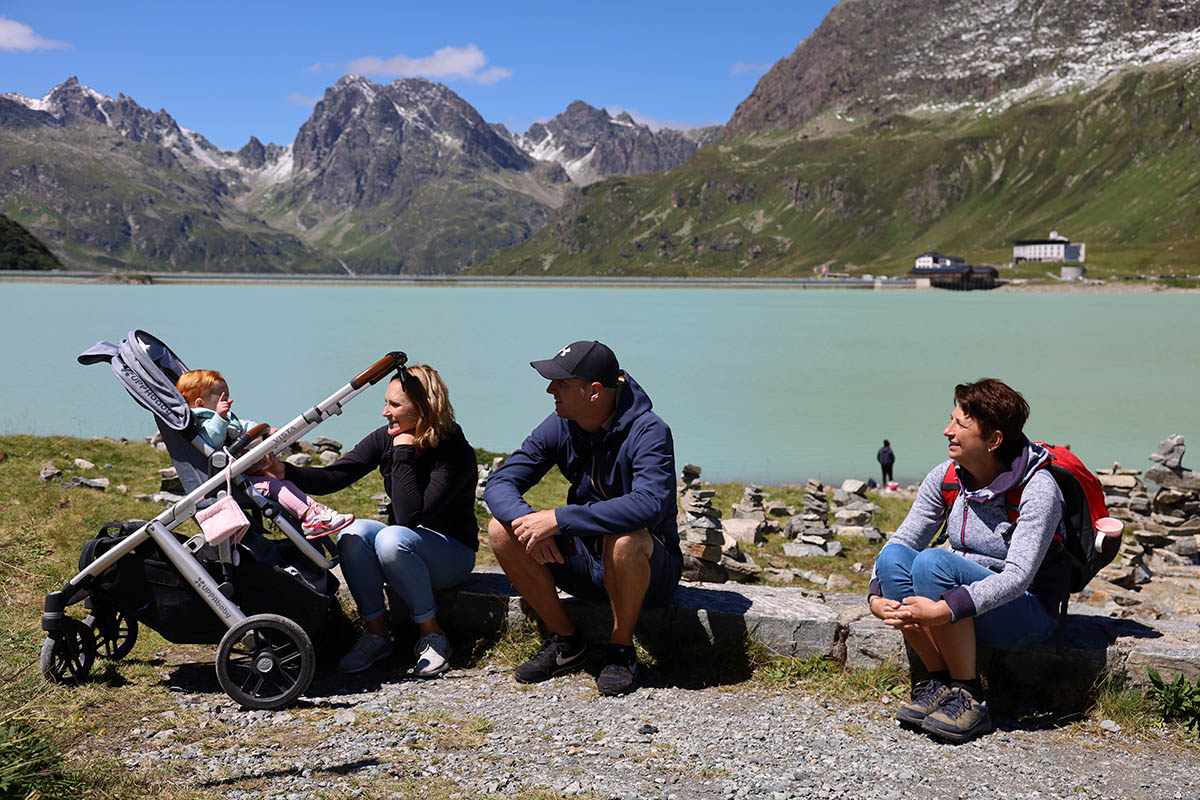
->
xmin=176 ymin=369 xmax=354 ymax=540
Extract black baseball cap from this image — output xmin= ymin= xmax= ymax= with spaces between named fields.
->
xmin=530 ymin=340 xmax=621 ymax=387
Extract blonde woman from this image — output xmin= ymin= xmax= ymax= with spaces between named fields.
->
xmin=270 ymin=365 xmax=478 ymax=677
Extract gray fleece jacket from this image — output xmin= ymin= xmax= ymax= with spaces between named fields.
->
xmin=869 ymin=440 xmax=1064 ymax=621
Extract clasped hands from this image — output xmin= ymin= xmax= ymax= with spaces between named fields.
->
xmin=513 ymin=509 xmax=564 ymax=565
xmin=870 ymin=595 xmax=953 ymax=629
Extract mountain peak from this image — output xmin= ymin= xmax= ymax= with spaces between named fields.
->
xmin=724 ymin=0 xmax=1200 ymax=137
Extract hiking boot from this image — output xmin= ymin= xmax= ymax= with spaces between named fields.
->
xmin=513 ymin=633 xmax=587 ymax=684
xmin=302 ymin=504 xmax=354 ymax=540
xmin=895 ymin=678 xmax=952 ymax=727
xmin=921 ymin=685 xmax=993 ymax=743
xmin=413 ymin=632 xmax=452 ymax=678
xmin=596 ymin=643 xmax=640 ymax=696
xmin=337 ymin=630 xmax=392 ymax=674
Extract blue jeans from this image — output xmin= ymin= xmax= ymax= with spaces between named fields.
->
xmin=874 ymin=543 xmax=1057 ymax=650
xmin=337 ymin=519 xmax=476 ymax=624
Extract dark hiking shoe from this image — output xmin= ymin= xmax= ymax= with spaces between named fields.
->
xmin=921 ymin=685 xmax=993 ymax=743
xmin=895 ymin=678 xmax=952 ymax=727
xmin=514 ymin=633 xmax=587 ymax=684
xmin=596 ymin=644 xmax=640 ymax=696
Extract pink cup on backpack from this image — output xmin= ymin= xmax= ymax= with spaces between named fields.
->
xmin=1093 ymin=517 xmax=1123 ymax=553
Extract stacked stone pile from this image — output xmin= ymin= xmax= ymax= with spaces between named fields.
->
xmin=679 ymin=488 xmax=726 ymax=564
xmin=1088 ymin=435 xmax=1200 ymax=595
xmin=782 ymin=480 xmax=841 ymax=558
xmin=731 ymin=486 xmax=767 ymax=522
xmin=680 ymin=463 xmax=702 ymax=492
xmin=1143 ymin=435 xmax=1200 ymax=561
xmin=832 ymin=479 xmax=883 ymax=543
xmin=676 ymin=466 xmax=762 ymax=584
xmin=311 ymin=436 xmax=344 ymax=466
xmin=475 ymin=456 xmax=506 ymax=512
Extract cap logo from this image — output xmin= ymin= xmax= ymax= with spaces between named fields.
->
xmin=558 ymin=346 xmax=571 ymax=357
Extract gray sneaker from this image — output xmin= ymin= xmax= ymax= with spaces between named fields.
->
xmin=921 ymin=685 xmax=993 ymax=743
xmin=896 ymin=678 xmax=952 ymax=727
xmin=337 ymin=631 xmax=392 ymax=674
xmin=413 ymin=632 xmax=452 ymax=678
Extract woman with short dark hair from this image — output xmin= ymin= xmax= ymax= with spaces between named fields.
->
xmin=868 ymin=378 xmax=1066 ymax=743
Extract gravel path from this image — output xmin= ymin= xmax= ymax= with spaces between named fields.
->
xmin=103 ymin=660 xmax=1198 ymax=800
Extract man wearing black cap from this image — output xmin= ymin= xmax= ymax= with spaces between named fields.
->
xmin=484 ymin=340 xmax=681 ymax=695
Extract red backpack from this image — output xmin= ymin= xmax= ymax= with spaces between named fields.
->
xmin=940 ymin=443 xmax=1114 ymax=594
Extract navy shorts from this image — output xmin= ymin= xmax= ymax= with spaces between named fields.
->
xmin=548 ymin=532 xmax=682 ymax=609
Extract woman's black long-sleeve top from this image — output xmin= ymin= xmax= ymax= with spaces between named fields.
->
xmin=284 ymin=423 xmax=479 ymax=551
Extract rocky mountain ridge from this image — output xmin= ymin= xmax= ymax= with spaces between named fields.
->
xmin=501 ymin=100 xmax=719 ymax=185
xmin=1 ymin=75 xmax=717 ymax=272
xmin=475 ymin=0 xmax=1200 ymax=277
xmin=725 ymin=0 xmax=1200 ymax=137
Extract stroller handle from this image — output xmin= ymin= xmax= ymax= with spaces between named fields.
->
xmin=351 ymin=351 xmax=408 ymax=389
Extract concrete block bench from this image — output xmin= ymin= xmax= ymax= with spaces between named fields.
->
xmin=388 ymin=567 xmax=1200 ymax=705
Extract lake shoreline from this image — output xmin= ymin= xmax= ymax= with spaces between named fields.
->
xmin=2 ymin=269 xmax=1197 ymax=292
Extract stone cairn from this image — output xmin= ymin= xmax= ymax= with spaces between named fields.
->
xmin=782 ymin=480 xmax=839 ymax=557
xmin=1089 ymin=434 xmax=1200 ymax=591
xmin=831 ymin=479 xmax=883 ymax=544
xmin=475 ymin=455 xmax=507 ymax=515
xmin=677 ymin=465 xmax=762 ymax=583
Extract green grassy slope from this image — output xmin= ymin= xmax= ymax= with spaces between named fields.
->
xmin=0 ymin=213 xmax=63 ymax=270
xmin=471 ymin=64 xmax=1200 ymax=278
xmin=0 ymin=121 xmax=337 ymax=273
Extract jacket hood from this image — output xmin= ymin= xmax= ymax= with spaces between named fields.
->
xmin=568 ymin=371 xmax=654 ymax=442
xmin=960 ymin=438 xmax=1050 ymax=502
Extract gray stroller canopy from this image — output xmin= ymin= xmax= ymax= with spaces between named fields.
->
xmin=78 ymin=330 xmax=193 ymax=432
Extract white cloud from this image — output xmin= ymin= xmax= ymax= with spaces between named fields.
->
xmin=731 ymin=61 xmax=771 ymax=76
xmin=305 ymin=62 xmax=338 ymax=74
xmin=0 ymin=16 xmax=69 ymax=51
xmin=287 ymin=92 xmax=319 ymax=107
xmin=604 ymin=105 xmax=715 ymax=133
xmin=345 ymin=43 xmax=511 ymax=84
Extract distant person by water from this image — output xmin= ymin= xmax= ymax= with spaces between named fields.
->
xmin=877 ymin=439 xmax=895 ymax=485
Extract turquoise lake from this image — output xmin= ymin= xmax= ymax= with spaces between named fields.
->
xmin=1 ymin=283 xmax=1197 ymax=484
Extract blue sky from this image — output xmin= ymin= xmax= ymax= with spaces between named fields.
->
xmin=1 ymin=1 xmax=838 ymax=150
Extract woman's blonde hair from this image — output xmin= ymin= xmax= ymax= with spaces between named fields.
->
xmin=176 ymin=369 xmax=226 ymax=407
xmin=396 ymin=364 xmax=455 ymax=453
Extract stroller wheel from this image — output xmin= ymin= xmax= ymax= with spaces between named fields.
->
xmin=40 ymin=618 xmax=97 ymax=684
xmin=85 ymin=609 xmax=139 ymax=660
xmin=216 ymin=614 xmax=315 ymax=710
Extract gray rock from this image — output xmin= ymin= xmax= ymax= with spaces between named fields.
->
xmin=841 ymin=479 xmax=868 ymax=497
xmin=720 ymin=553 xmax=762 ymax=582
xmin=285 ymin=453 xmax=313 ymax=467
xmin=826 ymin=574 xmax=851 ymax=591
xmin=1149 ymin=434 xmax=1186 ymax=470
xmin=319 ymin=450 xmax=339 ymax=466
xmin=731 ymin=506 xmax=766 ymax=522
xmin=1145 ymin=464 xmax=1200 ymax=493
xmin=835 ymin=526 xmax=883 ymax=543
xmin=783 ymin=542 xmax=828 ymax=558
xmin=39 ymin=461 xmax=62 ymax=481
xmin=60 ymin=476 xmax=109 ymax=491
xmin=835 ymin=509 xmax=872 ymax=526
xmin=825 ymin=541 xmax=844 ymax=557
xmin=312 ymin=436 xmax=343 ymax=452
xmin=680 ymin=555 xmax=728 ymax=583
xmin=74 ymin=458 xmax=95 ymax=470
xmin=684 ymin=527 xmax=725 ymax=546
xmin=723 ymin=518 xmax=766 ymax=547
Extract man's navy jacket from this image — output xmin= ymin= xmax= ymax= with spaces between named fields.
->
xmin=483 ymin=372 xmax=680 ymax=554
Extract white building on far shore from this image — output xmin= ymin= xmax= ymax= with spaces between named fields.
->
xmin=1013 ymin=231 xmax=1085 ymax=263
xmin=914 ymin=251 xmax=965 ymax=270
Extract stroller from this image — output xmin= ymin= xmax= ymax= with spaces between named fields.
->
xmin=40 ymin=330 xmax=406 ymax=709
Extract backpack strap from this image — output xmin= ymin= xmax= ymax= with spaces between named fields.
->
xmin=940 ymin=463 xmax=960 ymax=513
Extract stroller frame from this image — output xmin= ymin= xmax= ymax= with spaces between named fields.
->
xmin=41 ymin=330 xmax=406 ymax=708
